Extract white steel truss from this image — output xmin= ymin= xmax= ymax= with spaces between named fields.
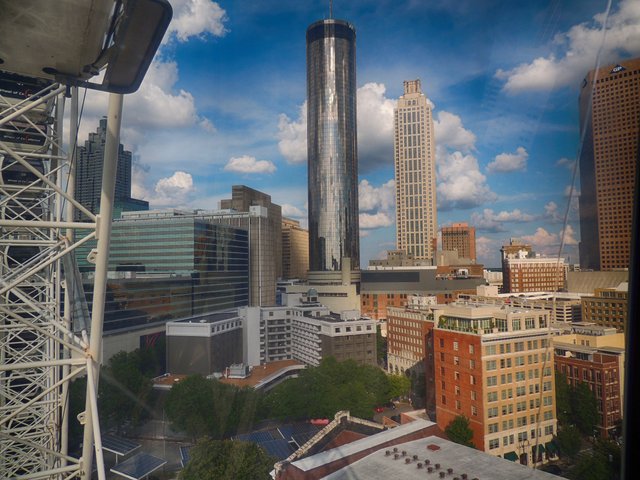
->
xmin=0 ymin=74 xmax=107 ymax=479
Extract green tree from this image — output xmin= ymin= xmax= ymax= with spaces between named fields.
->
xmin=165 ymin=375 xmax=216 ymax=440
xmin=555 ymin=372 xmax=572 ymax=425
xmin=388 ymin=374 xmax=411 ymax=399
xmin=556 ymin=425 xmax=581 ymax=459
xmin=99 ymin=350 xmax=152 ymax=429
xmin=180 ymin=438 xmax=274 ymax=480
xmin=572 ymin=381 xmax=599 ymax=436
xmin=568 ymin=453 xmax=609 ymax=480
xmin=263 ymin=357 xmax=395 ymax=420
xmin=593 ymin=438 xmax=621 ymax=480
xmin=445 ymin=415 xmax=475 ymax=448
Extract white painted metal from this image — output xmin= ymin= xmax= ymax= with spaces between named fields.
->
xmin=0 ymin=77 xmax=104 ymax=478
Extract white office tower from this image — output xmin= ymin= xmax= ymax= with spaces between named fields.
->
xmin=394 ymin=79 xmax=438 ymax=261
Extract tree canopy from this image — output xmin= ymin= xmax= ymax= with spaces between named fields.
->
xmin=556 ymin=425 xmax=581 ymax=459
xmin=263 ymin=357 xmax=394 ymax=420
xmin=444 ymin=415 xmax=475 ymax=448
xmin=165 ymin=375 xmax=261 ymax=440
xmin=180 ymin=438 xmax=274 ymax=480
xmin=555 ymin=373 xmax=599 ymax=435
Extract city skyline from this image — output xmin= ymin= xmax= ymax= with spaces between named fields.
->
xmin=74 ymin=0 xmax=640 ymax=267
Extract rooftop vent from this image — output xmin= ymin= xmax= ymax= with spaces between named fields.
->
xmin=394 ymin=453 xmax=400 ymax=460
xmin=439 ymin=472 xmax=446 ymax=478
xmin=405 ymin=458 xmax=411 ymax=464
xmin=435 ymin=463 xmax=441 ymax=469
xmin=413 ymin=454 xmax=419 ymax=460
xmin=417 ymin=463 xmax=423 ymax=469
xmin=425 ymin=459 xmax=431 ymax=465
xmin=385 ymin=450 xmax=391 ymax=456
xmin=428 ymin=466 xmax=434 ymax=473
xmin=447 ymin=468 xmax=454 ymax=474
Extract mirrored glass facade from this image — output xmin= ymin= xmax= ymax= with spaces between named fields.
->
xmin=76 ymin=216 xmax=249 ymax=331
xmin=306 ymin=19 xmax=359 ymax=271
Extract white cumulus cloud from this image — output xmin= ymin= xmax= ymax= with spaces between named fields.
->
xmin=166 ymin=0 xmax=228 ymax=42
xmin=359 ymin=179 xmax=395 ymax=212
xmin=521 ymin=224 xmax=579 ymax=256
xmin=277 ymin=102 xmax=307 ymax=164
xmin=486 ymin=146 xmax=528 ymax=174
xmin=282 ymin=203 xmax=306 ymax=219
xmin=224 ymin=155 xmax=276 ymax=174
xmin=150 ymin=171 xmax=195 ymax=207
xmin=496 ymin=0 xmax=640 ymax=93
xmin=471 ymin=208 xmax=535 ymax=232
xmin=433 ymin=111 xmax=476 ymax=152
xmin=360 ymin=212 xmax=394 ymax=229
xmin=437 ymin=150 xmax=497 ymax=210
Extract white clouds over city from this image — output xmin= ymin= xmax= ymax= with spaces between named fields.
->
xmin=166 ymin=0 xmax=228 ymax=42
xmin=224 ymin=155 xmax=276 ymax=174
xmin=496 ymin=0 xmax=640 ymax=93
xmin=486 ymin=146 xmax=528 ymax=173
xmin=471 ymin=208 xmax=535 ymax=232
xmin=433 ymin=111 xmax=476 ymax=152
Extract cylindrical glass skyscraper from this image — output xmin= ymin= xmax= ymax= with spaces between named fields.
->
xmin=306 ymin=19 xmax=359 ymax=272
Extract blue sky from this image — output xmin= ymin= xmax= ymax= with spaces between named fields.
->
xmin=80 ymin=0 xmax=640 ymax=268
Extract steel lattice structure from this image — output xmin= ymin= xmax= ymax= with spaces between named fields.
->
xmin=0 ymin=75 xmax=97 ymax=479
xmin=0 ymin=2 xmax=172 ymax=478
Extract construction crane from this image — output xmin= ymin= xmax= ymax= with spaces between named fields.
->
xmin=0 ymin=1 xmax=172 ymax=478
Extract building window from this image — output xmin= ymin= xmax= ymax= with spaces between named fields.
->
xmin=472 ymin=405 xmax=478 ymax=416
xmin=489 ymin=439 xmax=500 ymax=449
xmin=486 ymin=360 xmax=497 ymax=371
xmin=453 ymin=341 xmax=459 ymax=351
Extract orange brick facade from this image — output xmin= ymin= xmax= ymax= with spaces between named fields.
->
xmin=433 ymin=330 xmax=484 ymax=448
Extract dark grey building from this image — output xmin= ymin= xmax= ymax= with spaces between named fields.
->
xmin=74 ymin=118 xmax=148 ymax=220
xmin=166 ymin=311 xmax=243 ymax=376
xmin=306 ymin=19 xmax=359 ymax=272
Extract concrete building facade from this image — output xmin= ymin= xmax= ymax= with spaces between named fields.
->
xmin=502 ymin=257 xmax=567 ymax=294
xmin=581 ymin=283 xmax=628 ymax=332
xmin=578 ymin=57 xmax=640 ymax=270
xmin=220 ymin=185 xmax=282 ymax=305
xmin=166 ymin=311 xmax=243 ymax=376
xmin=394 ymin=80 xmax=437 ymax=261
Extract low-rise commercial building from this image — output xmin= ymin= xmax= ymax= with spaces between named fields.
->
xmin=553 ymin=323 xmax=625 ymax=438
xmin=166 ymin=311 xmax=243 ymax=376
xmin=581 ymin=283 xmax=628 ymax=332
xmin=361 ymin=267 xmax=486 ymax=320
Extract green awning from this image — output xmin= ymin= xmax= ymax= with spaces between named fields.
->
xmin=545 ymin=442 xmax=557 ymax=453
xmin=533 ymin=444 xmax=545 ymax=454
xmin=504 ymin=451 xmax=519 ymax=461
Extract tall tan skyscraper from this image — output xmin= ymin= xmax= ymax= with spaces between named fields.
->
xmin=442 ymin=222 xmax=477 ymax=262
xmin=394 ymin=79 xmax=437 ymax=261
xmin=579 ymin=57 xmax=640 ymax=270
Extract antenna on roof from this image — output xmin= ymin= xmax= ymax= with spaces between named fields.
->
xmin=329 ymin=0 xmax=333 ymax=18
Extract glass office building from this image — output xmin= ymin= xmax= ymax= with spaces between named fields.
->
xmin=76 ymin=214 xmax=249 ymax=331
xmin=306 ymin=19 xmax=359 ymax=272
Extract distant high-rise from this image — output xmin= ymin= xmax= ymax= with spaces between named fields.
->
xmin=394 ymin=80 xmax=437 ymax=261
xmin=74 ymin=118 xmax=148 ymax=220
xmin=578 ymin=58 xmax=640 ymax=270
xmin=282 ymin=217 xmax=309 ymax=279
xmin=442 ymin=222 xmax=476 ymax=262
xmin=306 ymin=19 xmax=359 ymax=272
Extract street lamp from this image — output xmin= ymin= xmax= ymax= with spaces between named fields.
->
xmin=519 ymin=439 xmax=531 ymax=466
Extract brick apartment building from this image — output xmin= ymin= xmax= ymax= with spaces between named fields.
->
xmin=431 ymin=303 xmax=557 ymax=467
xmin=553 ymin=323 xmax=625 ymax=438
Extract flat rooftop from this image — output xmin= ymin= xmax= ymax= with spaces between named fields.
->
xmin=218 ymin=360 xmax=304 ymax=389
xmin=167 ymin=310 xmax=240 ymax=325
xmin=321 ymin=435 xmax=565 ymax=480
